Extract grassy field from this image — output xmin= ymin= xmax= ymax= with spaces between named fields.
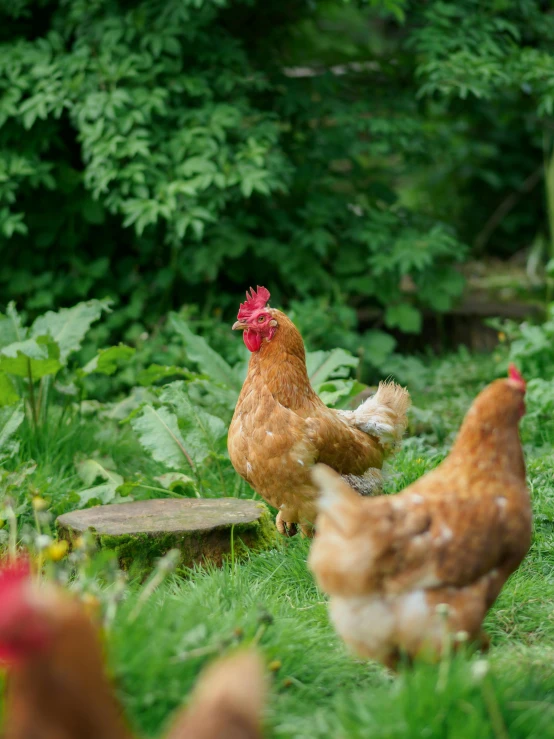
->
xmin=2 ymin=350 xmax=554 ymax=738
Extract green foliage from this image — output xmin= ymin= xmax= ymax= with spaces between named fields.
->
xmin=30 ymin=300 xmax=111 ymax=362
xmin=81 ymin=344 xmax=136 ymax=377
xmin=75 ymin=456 xmax=125 ymax=506
xmin=306 ymin=347 xmax=365 ymax=405
xmin=130 ymin=401 xmax=205 ymax=474
xmin=2 ymin=0 xmax=553 ymax=354
xmin=0 ymin=299 xmax=136 ymax=433
xmin=0 ymin=335 xmax=61 ymax=381
xmin=169 ymin=313 xmax=243 ymax=391
xmin=12 ymin=0 xmax=554 ymax=344
xmin=491 ymin=306 xmax=554 ymax=379
xmin=0 ymin=402 xmax=24 ymax=457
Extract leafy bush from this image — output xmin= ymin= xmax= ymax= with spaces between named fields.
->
xmin=0 ymin=298 xmax=134 ymax=436
xmin=4 ymin=0 xmax=553 ymax=343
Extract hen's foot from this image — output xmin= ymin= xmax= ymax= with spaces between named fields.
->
xmin=276 ymin=511 xmax=298 ymax=537
xmin=299 ymin=524 xmax=315 ymax=539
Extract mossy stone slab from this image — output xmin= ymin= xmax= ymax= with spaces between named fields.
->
xmin=57 ymin=498 xmax=277 ymax=576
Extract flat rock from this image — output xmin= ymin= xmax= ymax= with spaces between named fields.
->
xmin=57 ymin=498 xmax=277 ymax=576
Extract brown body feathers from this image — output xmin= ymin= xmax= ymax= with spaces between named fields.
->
xmin=308 ymin=374 xmax=531 ymax=667
xmin=229 ymin=302 xmax=410 ymax=532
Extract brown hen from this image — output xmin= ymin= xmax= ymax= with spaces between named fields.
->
xmin=0 ymin=561 xmax=266 ymax=739
xmin=228 ymin=287 xmax=410 ymax=536
xmin=308 ymin=366 xmax=531 ymax=668
xmin=0 ymin=560 xmax=133 ymax=739
xmin=165 ymin=650 xmax=265 ymax=739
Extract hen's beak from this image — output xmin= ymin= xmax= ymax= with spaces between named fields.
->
xmin=232 ymin=320 xmax=247 ymax=331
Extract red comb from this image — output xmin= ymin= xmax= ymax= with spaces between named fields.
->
xmin=237 ymin=286 xmax=271 ymax=321
xmin=508 ymin=363 xmax=526 ymax=390
xmin=0 ymin=558 xmax=32 ymax=663
xmin=0 ymin=558 xmax=31 ymax=594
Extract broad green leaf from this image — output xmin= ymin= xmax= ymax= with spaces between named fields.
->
xmin=31 ymin=298 xmax=112 ymax=363
xmin=0 ymin=303 xmax=26 ymax=349
xmin=318 ymin=379 xmax=366 ymax=408
xmin=187 ymin=378 xmax=238 ymax=419
xmin=169 ymin=313 xmax=242 ymax=391
xmin=1 ymin=337 xmax=46 ymax=361
xmin=131 ymin=404 xmax=194 ymax=471
xmin=0 ymin=402 xmax=24 ymax=456
xmin=0 ymin=461 xmax=37 ymax=495
xmin=76 ymin=458 xmax=124 ymax=487
xmin=115 ymin=480 xmax=143 ymax=497
xmin=161 ymin=382 xmax=227 ymax=464
xmin=54 ymin=381 xmax=79 ymax=396
xmin=155 ymin=472 xmax=196 ymax=492
xmin=102 ymin=388 xmax=158 ymax=422
xmin=136 ymin=364 xmax=193 ymax=387
xmin=0 ymin=373 xmax=20 ymax=406
xmin=75 ymin=458 xmax=125 ymax=507
xmin=81 ymin=344 xmax=135 ymax=375
xmin=0 ymin=335 xmax=62 ymax=379
xmin=77 ymin=483 xmax=119 ymax=507
xmin=307 ymin=348 xmax=359 ymax=386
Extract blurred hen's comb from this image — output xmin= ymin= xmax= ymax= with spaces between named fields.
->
xmin=508 ymin=363 xmax=526 ymax=391
xmin=237 ymin=286 xmax=271 ymax=321
xmin=0 ymin=558 xmax=32 ymax=662
xmin=0 ymin=558 xmax=31 ymax=599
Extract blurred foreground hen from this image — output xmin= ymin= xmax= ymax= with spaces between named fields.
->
xmin=228 ymin=286 xmax=410 ymax=535
xmin=308 ymin=366 xmax=531 ymax=668
xmin=0 ymin=559 xmax=133 ymax=739
xmin=0 ymin=560 xmax=265 ymax=739
xmin=165 ymin=651 xmax=265 ymax=739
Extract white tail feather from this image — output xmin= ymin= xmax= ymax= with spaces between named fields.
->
xmin=339 ymin=381 xmax=410 ymax=454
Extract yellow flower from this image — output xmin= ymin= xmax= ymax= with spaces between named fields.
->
xmin=268 ymin=660 xmax=282 ymax=672
xmin=46 ymin=540 xmax=69 ymax=561
xmin=32 ymin=496 xmax=48 ymax=511
xmin=498 ymin=332 xmax=506 ymax=342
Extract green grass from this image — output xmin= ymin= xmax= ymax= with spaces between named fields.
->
xmin=3 ymin=350 xmax=554 ymax=737
xmin=111 ymin=538 xmax=554 ymax=738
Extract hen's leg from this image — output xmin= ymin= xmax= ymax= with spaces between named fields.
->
xmin=478 ymin=630 xmax=491 ymax=653
xmin=383 ymin=648 xmax=404 ymax=672
xmin=276 ymin=511 xmax=298 ymax=537
xmin=299 ymin=523 xmax=314 ymax=539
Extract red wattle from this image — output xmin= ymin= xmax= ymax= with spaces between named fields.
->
xmin=243 ymin=329 xmax=262 ymax=352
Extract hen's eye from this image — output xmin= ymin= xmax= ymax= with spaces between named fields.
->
xmin=258 ymin=315 xmax=266 ymax=323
